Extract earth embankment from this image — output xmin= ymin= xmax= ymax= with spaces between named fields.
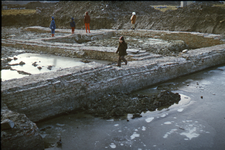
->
xmin=2 ymin=1 xmax=225 ymax=34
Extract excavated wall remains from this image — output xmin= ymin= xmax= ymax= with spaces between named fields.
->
xmin=1 ymin=28 xmax=225 ymax=123
xmin=1 ymin=28 xmax=225 ymax=150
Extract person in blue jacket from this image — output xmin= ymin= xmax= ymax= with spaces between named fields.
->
xmin=70 ymin=17 xmax=76 ymax=34
xmin=49 ymin=16 xmax=56 ymax=37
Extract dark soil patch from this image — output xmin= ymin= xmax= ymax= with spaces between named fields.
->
xmin=73 ymin=90 xmax=180 ymax=119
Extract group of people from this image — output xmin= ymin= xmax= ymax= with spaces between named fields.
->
xmin=49 ymin=12 xmax=137 ymax=67
xmin=49 ymin=11 xmax=91 ymax=37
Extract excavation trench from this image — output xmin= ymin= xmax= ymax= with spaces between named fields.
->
xmin=1 ymin=27 xmax=225 ymax=149
xmin=1 ymin=27 xmax=225 ymax=122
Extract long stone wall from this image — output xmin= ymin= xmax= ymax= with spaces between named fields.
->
xmin=2 ymin=43 xmax=225 ymax=122
xmin=117 ymin=29 xmax=224 ymax=49
xmin=1 ymin=38 xmax=134 ymax=61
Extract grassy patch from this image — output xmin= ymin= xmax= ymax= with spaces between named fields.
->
xmin=151 ymin=5 xmax=178 ymax=12
xmin=213 ymin=3 xmax=225 ymax=8
xmin=2 ymin=9 xmax=36 ymax=16
xmin=152 ymin=3 xmax=225 ymax=12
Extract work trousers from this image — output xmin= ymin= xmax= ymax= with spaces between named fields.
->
xmin=85 ymin=23 xmax=90 ymax=33
xmin=71 ymin=27 xmax=75 ymax=34
xmin=132 ymin=24 xmax=135 ymax=29
xmin=118 ymin=56 xmax=127 ymax=67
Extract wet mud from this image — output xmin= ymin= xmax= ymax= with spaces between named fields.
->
xmin=73 ymin=90 xmax=180 ymax=119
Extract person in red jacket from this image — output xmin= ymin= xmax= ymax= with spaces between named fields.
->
xmin=84 ymin=11 xmax=91 ymax=33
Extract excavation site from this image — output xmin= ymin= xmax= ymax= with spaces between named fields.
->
xmin=1 ymin=1 xmax=225 ymax=150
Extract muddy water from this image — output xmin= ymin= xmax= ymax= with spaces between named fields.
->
xmin=1 ymin=53 xmax=111 ymax=81
xmin=37 ymin=64 xmax=225 ymax=150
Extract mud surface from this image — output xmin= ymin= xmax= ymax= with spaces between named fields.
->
xmin=86 ymin=35 xmax=188 ymax=55
xmin=2 ymin=1 xmax=225 ymax=34
xmin=75 ymin=90 xmax=180 ymax=119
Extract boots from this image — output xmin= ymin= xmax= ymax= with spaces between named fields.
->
xmin=117 ymin=59 xmax=121 ymax=67
xmin=51 ymin=34 xmax=54 ymax=37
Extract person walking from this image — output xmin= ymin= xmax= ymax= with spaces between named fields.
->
xmin=84 ymin=11 xmax=91 ymax=33
xmin=116 ymin=36 xmax=128 ymax=67
xmin=49 ymin=16 xmax=56 ymax=37
xmin=70 ymin=17 xmax=76 ymax=34
xmin=130 ymin=12 xmax=136 ymax=30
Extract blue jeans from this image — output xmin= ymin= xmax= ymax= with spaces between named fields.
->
xmin=51 ymin=29 xmax=55 ymax=34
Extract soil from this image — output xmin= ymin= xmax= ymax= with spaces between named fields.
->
xmin=2 ymin=1 xmax=225 ymax=34
xmin=70 ymin=90 xmax=181 ymax=119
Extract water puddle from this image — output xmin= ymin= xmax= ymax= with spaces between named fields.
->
xmin=1 ymin=69 xmax=30 ymax=81
xmin=1 ymin=53 xmax=111 ymax=81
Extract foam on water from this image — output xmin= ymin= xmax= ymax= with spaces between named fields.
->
xmin=109 ymin=143 xmax=116 ymax=148
xmin=164 ymin=121 xmax=172 ymax=125
xmin=130 ymin=132 xmax=140 ymax=140
xmin=145 ymin=117 xmax=154 ymax=123
xmin=163 ymin=129 xmax=177 ymax=138
xmin=177 ymin=108 xmax=184 ymax=112
xmin=142 ymin=126 xmax=146 ymax=131
xmin=180 ymin=127 xmax=200 ymax=140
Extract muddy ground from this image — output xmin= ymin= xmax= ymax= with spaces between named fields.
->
xmin=2 ymin=1 xmax=225 ymax=34
xmin=74 ymin=90 xmax=180 ymax=119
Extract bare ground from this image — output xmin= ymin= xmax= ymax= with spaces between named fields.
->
xmin=2 ymin=1 xmax=225 ymax=34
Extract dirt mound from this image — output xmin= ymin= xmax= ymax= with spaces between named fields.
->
xmin=2 ymin=1 xmax=225 ymax=34
xmin=76 ymin=90 xmax=181 ymax=119
xmin=35 ymin=1 xmax=162 ymax=29
xmin=146 ymin=2 xmax=225 ymax=34
xmin=24 ymin=1 xmax=55 ymax=9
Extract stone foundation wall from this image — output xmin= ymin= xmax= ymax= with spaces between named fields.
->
xmin=1 ymin=38 xmax=135 ymax=61
xmin=116 ymin=30 xmax=225 ymax=49
xmin=2 ymin=44 xmax=225 ymax=122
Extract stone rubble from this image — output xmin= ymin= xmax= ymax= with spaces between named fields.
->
xmin=1 ymin=103 xmax=44 ymax=150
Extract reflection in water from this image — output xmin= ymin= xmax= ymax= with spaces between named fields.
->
xmin=1 ymin=69 xmax=30 ymax=81
xmin=1 ymin=53 xmax=111 ymax=81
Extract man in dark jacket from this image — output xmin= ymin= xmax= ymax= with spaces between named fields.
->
xmin=49 ymin=16 xmax=56 ymax=37
xmin=70 ymin=17 xmax=76 ymax=34
xmin=116 ymin=36 xmax=128 ymax=67
xmin=84 ymin=12 xmax=91 ymax=33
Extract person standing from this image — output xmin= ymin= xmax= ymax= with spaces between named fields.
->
xmin=84 ymin=11 xmax=91 ymax=33
xmin=130 ymin=12 xmax=136 ymax=30
xmin=116 ymin=36 xmax=128 ymax=67
xmin=70 ymin=17 xmax=76 ymax=34
xmin=49 ymin=16 xmax=56 ymax=37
